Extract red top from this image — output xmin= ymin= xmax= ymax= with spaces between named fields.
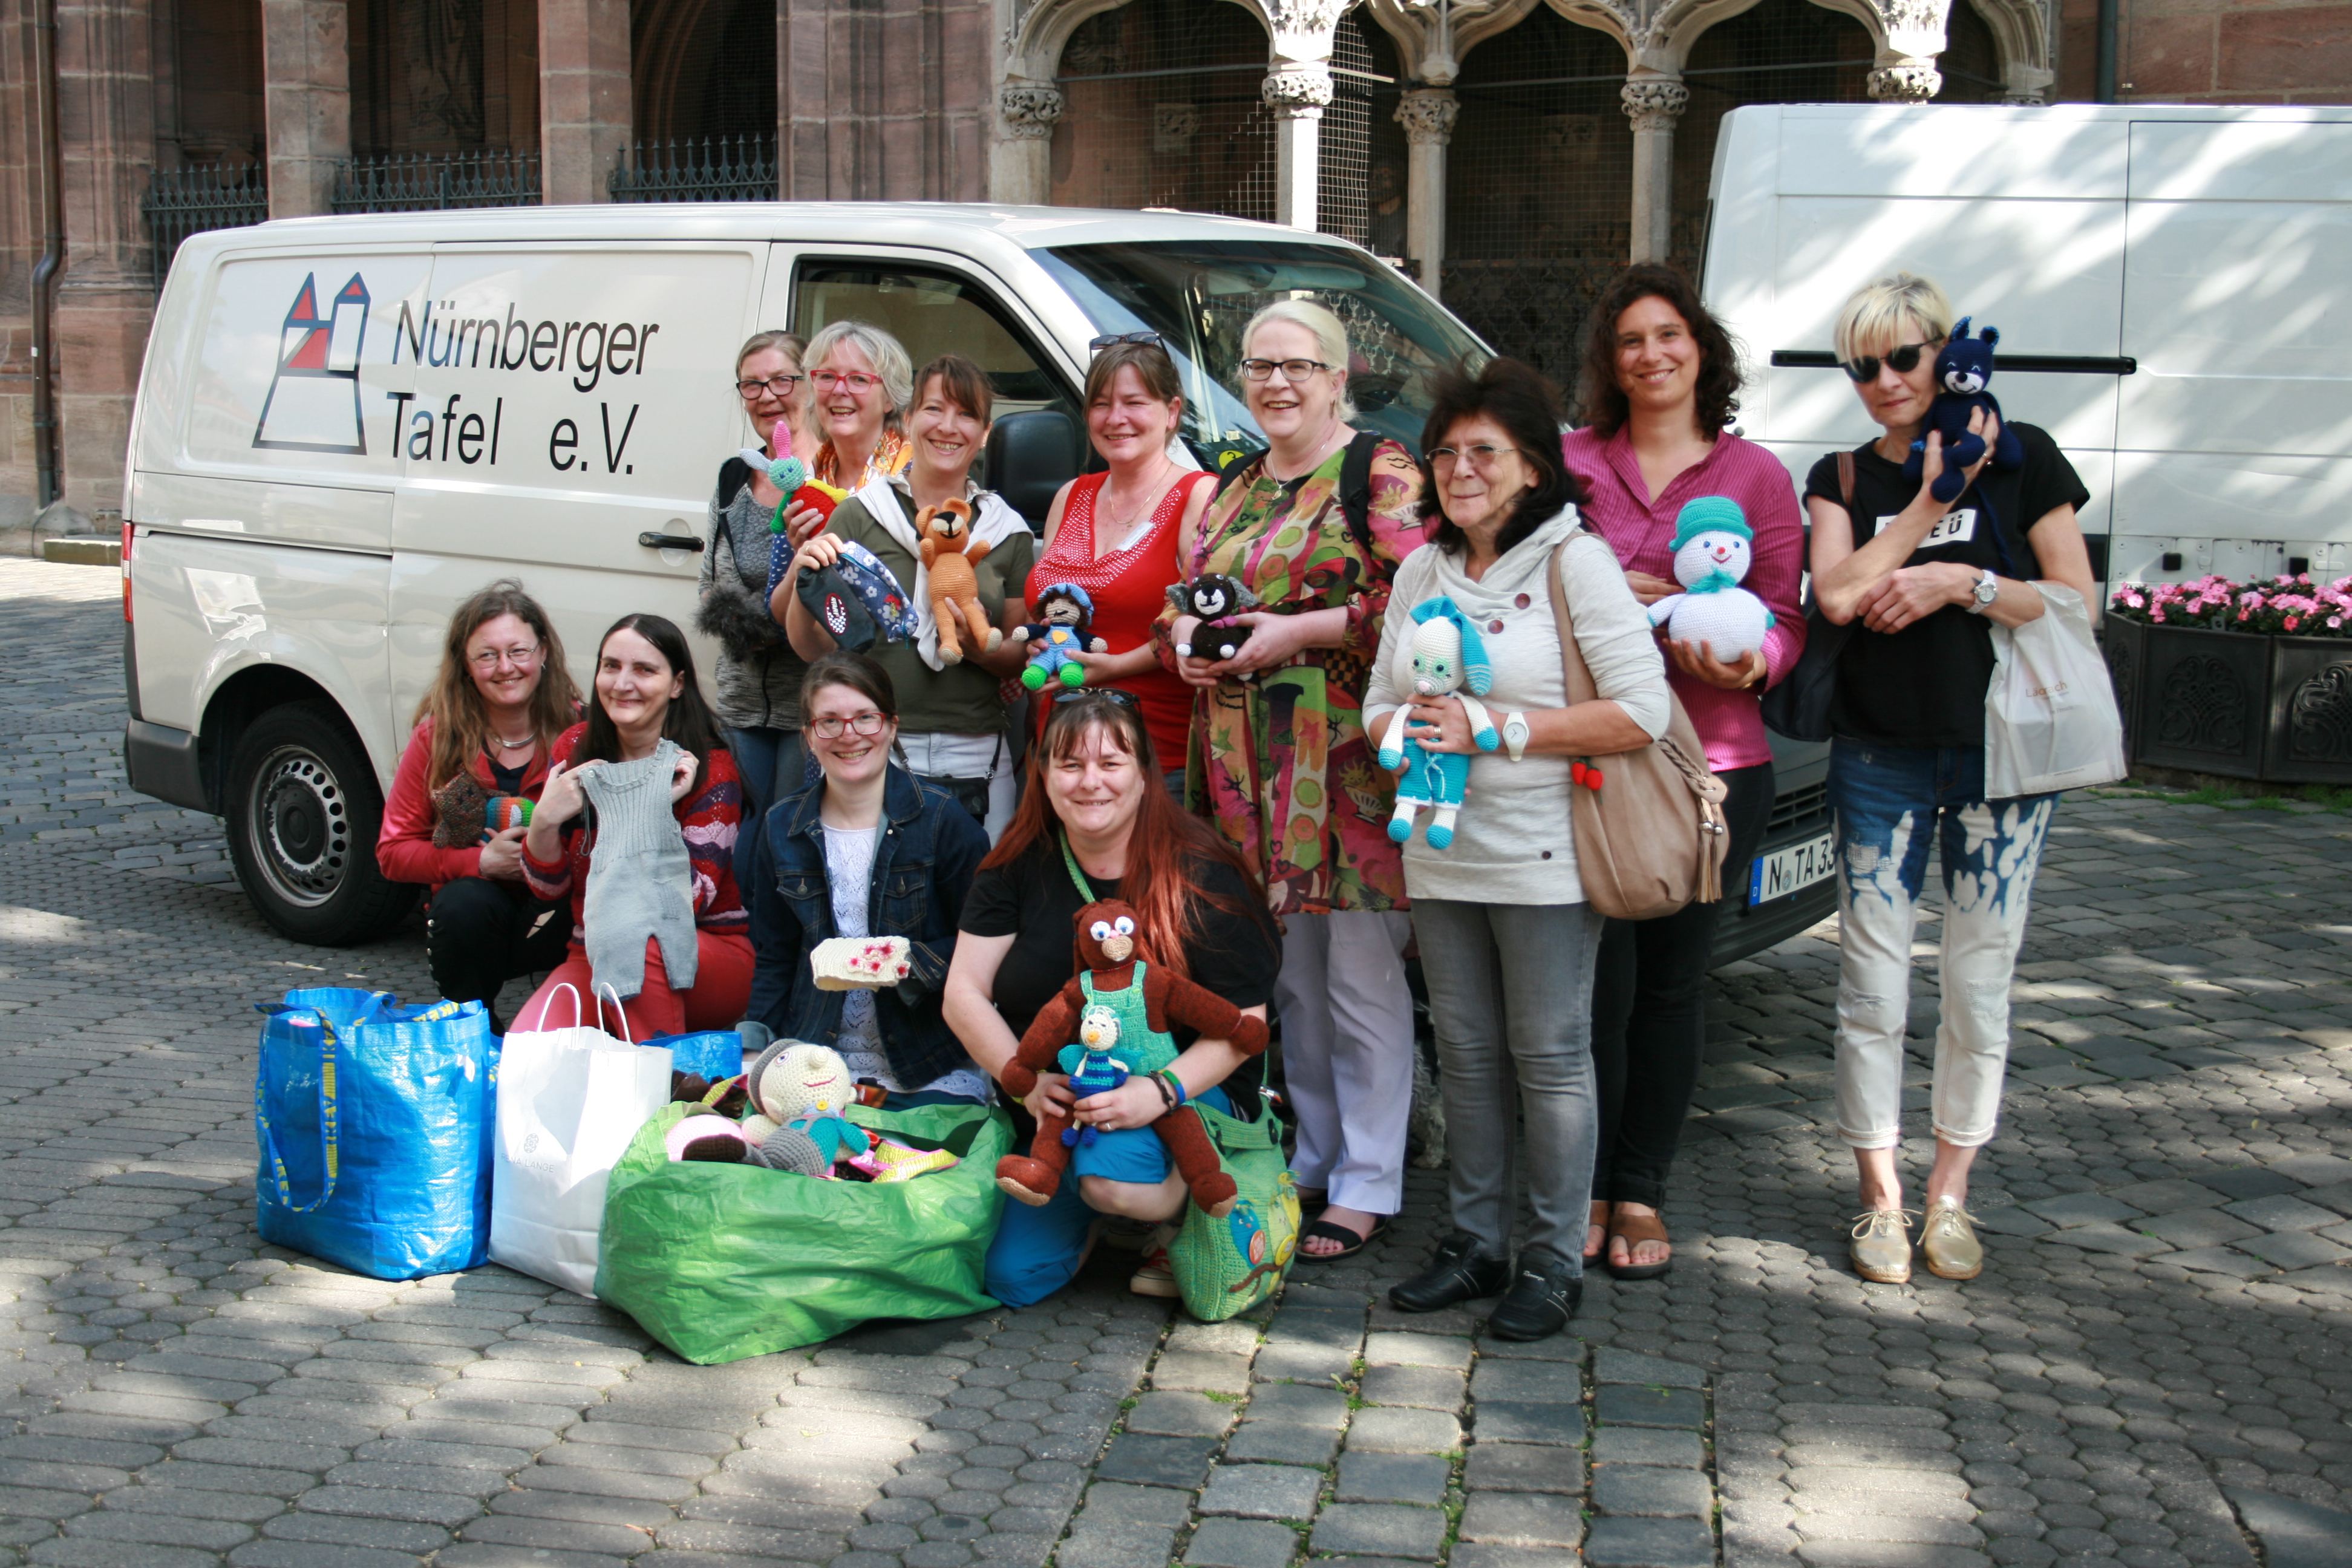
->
xmin=1560 ymin=426 xmax=1808 ymax=774
xmin=376 ymin=717 xmax=555 ymax=896
xmin=1028 ymin=469 xmax=1215 ymax=770
xmin=520 ymin=723 xmax=748 ymax=945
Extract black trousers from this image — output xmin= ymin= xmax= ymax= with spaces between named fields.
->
xmin=1589 ymin=760 xmax=1776 ymax=1210
xmin=425 ymin=876 xmax=572 ymax=1030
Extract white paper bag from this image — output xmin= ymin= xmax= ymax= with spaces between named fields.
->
xmin=488 ymin=985 xmax=672 ymax=1298
xmin=1985 ymin=583 xmax=2128 ymax=798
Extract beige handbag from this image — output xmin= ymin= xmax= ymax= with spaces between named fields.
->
xmin=1547 ymin=536 xmax=1732 ymax=921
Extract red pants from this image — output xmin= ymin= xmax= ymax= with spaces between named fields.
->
xmin=514 ymin=932 xmax=756 ymax=1040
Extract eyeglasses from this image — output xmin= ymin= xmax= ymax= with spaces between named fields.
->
xmin=1090 ymin=332 xmax=1166 ymax=354
xmin=1240 ymin=358 xmax=1334 ymax=384
xmin=810 ymin=711 xmax=889 ymax=739
xmin=469 ymin=645 xmax=540 ymax=670
xmin=1840 ymin=341 xmax=1936 ymax=382
xmin=736 ymin=373 xmax=805 ymax=400
xmin=812 ymin=370 xmax=881 ymax=393
xmin=1053 ymin=687 xmax=1141 ymax=709
xmin=1428 ymin=445 xmax=1521 ymax=471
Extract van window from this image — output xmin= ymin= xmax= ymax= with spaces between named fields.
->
xmin=792 ymin=260 xmax=1079 ymax=430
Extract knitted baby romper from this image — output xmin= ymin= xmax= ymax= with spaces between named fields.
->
xmin=578 ymin=738 xmax=699 ymax=1001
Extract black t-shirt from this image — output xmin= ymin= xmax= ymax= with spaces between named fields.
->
xmin=488 ymin=756 xmax=527 ymax=795
xmin=959 ymin=836 xmax=1282 ymax=1099
xmin=1805 ymin=423 xmax=2089 ymax=747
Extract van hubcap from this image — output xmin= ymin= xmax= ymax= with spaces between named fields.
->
xmin=248 ymin=746 xmax=348 ymax=907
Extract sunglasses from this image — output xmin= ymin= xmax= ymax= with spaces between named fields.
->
xmin=1841 ymin=341 xmax=1936 ymax=382
xmin=1089 ymin=332 xmax=1165 ymax=354
xmin=1053 ymin=686 xmax=1141 ymax=709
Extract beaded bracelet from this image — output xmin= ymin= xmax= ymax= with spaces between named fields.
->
xmin=1157 ymin=1068 xmax=1189 ymax=1108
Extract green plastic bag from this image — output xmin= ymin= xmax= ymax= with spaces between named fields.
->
xmin=596 ymin=1100 xmax=1011 ymax=1364
xmin=1170 ymin=1095 xmax=1299 ymax=1322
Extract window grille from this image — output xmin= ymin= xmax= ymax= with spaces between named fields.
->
xmin=142 ymin=162 xmax=268 ymax=288
xmin=1051 ymin=0 xmax=1276 ymax=223
xmin=1319 ymin=7 xmax=1405 ymax=250
xmin=330 ymin=149 xmax=543 ymax=212
xmin=610 ymin=136 xmax=779 ymax=201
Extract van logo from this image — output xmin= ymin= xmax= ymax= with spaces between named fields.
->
xmin=253 ymin=272 xmax=370 ymax=455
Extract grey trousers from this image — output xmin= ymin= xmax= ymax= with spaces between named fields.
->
xmin=1410 ymin=897 xmax=1606 ymax=1269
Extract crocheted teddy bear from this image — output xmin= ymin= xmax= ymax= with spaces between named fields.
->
xmin=1899 ymin=319 xmax=2024 ymax=504
xmin=1376 ymin=596 xmax=1499 ymax=851
xmin=917 ymin=498 xmax=1004 ymax=665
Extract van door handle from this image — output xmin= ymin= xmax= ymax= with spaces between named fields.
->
xmin=638 ymin=532 xmax=705 ymax=552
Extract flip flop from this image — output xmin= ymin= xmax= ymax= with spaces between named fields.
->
xmin=1584 ymin=1200 xmax=1610 ymax=1266
xmin=1294 ymin=1216 xmax=1392 ymax=1264
xmin=1605 ymin=1205 xmax=1673 ymax=1281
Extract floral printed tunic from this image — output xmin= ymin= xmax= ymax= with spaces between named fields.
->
xmin=1165 ymin=437 xmax=1426 ymax=916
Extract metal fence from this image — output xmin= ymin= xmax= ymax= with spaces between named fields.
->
xmin=608 ymin=136 xmax=777 ymax=202
xmin=141 ymin=162 xmax=269 ymax=287
xmin=1439 ymin=256 xmax=1618 ymax=388
xmin=330 ymin=149 xmax=542 ymax=213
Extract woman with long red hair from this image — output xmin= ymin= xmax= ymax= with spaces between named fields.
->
xmin=944 ymin=690 xmax=1282 ymax=1306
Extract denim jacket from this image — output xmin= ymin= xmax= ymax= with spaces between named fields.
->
xmin=745 ymin=764 xmax=988 ymax=1087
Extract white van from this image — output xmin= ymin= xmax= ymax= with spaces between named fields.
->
xmin=1702 ymin=101 xmax=2352 ymax=590
xmin=123 ymin=204 xmax=1504 ymax=943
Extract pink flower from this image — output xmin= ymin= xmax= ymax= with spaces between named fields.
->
xmin=2285 ymin=616 xmax=2302 ymax=631
xmin=2331 ymin=616 xmax=2345 ymax=629
xmin=2152 ymin=609 xmax=2167 ymax=622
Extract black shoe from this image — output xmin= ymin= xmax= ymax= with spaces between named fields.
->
xmin=1389 ymin=1232 xmax=1510 ymax=1313
xmin=1486 ymin=1247 xmax=1582 ymax=1342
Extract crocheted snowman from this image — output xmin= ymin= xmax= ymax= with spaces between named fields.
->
xmin=1647 ymin=496 xmax=1774 ymax=662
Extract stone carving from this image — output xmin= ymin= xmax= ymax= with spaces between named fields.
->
xmin=1867 ymin=64 xmax=1943 ymax=102
xmin=2289 ymin=663 xmax=2352 ymax=763
xmin=2155 ymin=655 xmax=2249 ymax=755
xmin=1875 ymin=0 xmax=1948 ymax=34
xmin=1619 ymin=78 xmax=1689 ymax=132
xmin=1395 ymin=90 xmax=1460 ymax=147
xmin=1269 ymin=0 xmax=1350 ymax=41
xmin=1000 ymin=85 xmax=1068 ymax=140
xmin=1262 ymin=67 xmax=1335 ymax=112
xmin=1154 ymin=103 xmax=1200 ymax=155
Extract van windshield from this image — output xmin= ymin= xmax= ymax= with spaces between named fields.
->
xmin=1036 ymin=241 xmax=1489 ymax=460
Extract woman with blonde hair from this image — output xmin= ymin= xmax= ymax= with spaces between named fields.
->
xmin=1809 ymin=270 xmax=2095 ymax=1284
xmin=376 ymin=580 xmax=581 ymax=1029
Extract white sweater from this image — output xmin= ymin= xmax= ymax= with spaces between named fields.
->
xmin=1365 ymin=509 xmax=1671 ymax=906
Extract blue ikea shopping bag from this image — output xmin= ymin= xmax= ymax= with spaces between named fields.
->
xmin=254 ymin=987 xmax=498 ymax=1280
xmin=640 ymin=1030 xmax=743 ymax=1082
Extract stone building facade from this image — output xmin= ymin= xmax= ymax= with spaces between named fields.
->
xmin=0 ymin=0 xmax=2339 ymax=521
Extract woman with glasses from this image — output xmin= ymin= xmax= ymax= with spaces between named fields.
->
xmin=776 ymin=354 xmax=1034 ymax=838
xmin=1370 ymin=359 xmax=1672 ymax=1342
xmin=1156 ymin=298 xmax=1425 ymax=1265
xmin=744 ymin=652 xmax=993 ymax=1105
xmin=699 ymin=331 xmax=820 ymax=832
xmin=788 ymin=321 xmax=914 ymax=529
xmin=1556 ymin=265 xmax=1805 ymax=1283
xmin=1027 ymin=337 xmax=1218 ymax=788
xmin=378 ymin=581 xmax=581 ymax=1031
xmin=1809 ymin=273 xmax=2094 ymax=1285
xmin=945 ymin=690 xmax=1281 ymax=1304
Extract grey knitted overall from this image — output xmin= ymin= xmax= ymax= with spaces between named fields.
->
xmin=578 ymin=738 xmax=698 ymax=1001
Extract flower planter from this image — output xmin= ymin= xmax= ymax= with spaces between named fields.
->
xmin=2266 ymin=636 xmax=2352 ymax=785
xmin=2100 ymin=617 xmax=2352 ymax=785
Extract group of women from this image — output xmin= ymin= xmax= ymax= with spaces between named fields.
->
xmin=374 ymin=263 xmax=2094 ymax=1331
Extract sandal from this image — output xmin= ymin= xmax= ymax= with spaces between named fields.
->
xmin=1604 ymin=1204 xmax=1673 ymax=1281
xmin=1294 ymin=1215 xmax=1393 ymax=1264
xmin=1584 ymin=1200 xmax=1610 ymax=1266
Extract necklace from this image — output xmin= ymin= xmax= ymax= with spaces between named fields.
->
xmin=1099 ymin=458 xmax=1176 ymax=534
xmin=1266 ymin=420 xmax=1347 ymax=484
xmin=491 ymin=731 xmax=535 ymax=751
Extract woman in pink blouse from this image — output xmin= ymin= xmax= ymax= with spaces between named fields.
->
xmin=1560 ymin=264 xmax=1806 ymax=1282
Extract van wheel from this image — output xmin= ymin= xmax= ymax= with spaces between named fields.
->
xmin=224 ymin=702 xmax=417 ymax=947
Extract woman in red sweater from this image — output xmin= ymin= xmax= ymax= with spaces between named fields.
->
xmin=1026 ymin=338 xmax=1216 ymax=789
xmin=514 ymin=613 xmax=752 ymax=1040
xmin=376 ymin=581 xmax=581 ymax=1031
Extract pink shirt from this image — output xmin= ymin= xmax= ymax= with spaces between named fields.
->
xmin=1560 ymin=426 xmax=1806 ymax=773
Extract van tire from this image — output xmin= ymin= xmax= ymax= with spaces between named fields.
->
xmin=224 ymin=701 xmax=417 ymax=947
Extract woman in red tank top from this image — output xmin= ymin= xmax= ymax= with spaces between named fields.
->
xmin=1025 ymin=340 xmax=1217 ymax=782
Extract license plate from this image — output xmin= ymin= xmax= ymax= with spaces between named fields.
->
xmin=1750 ymin=830 xmax=1836 ymax=906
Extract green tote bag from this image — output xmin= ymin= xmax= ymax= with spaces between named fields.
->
xmin=1169 ymin=1094 xmax=1299 ymax=1321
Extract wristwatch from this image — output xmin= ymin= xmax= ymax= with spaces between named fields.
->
xmin=1502 ymin=712 xmax=1530 ymax=763
xmin=1965 ymin=569 xmax=1999 ymax=615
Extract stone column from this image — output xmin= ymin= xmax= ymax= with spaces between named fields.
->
xmin=1395 ymin=87 xmax=1455 ymax=299
xmin=260 ymin=0 xmax=349 ymax=218
xmin=1868 ymin=0 xmax=1948 ymax=102
xmin=1263 ymin=64 xmax=1330 ymax=232
xmin=540 ymin=0 xmax=630 ymax=204
xmin=2000 ymin=61 xmax=2054 ymax=104
xmin=990 ymin=82 xmax=1063 ymax=206
xmin=1621 ymin=76 xmax=1687 ymax=265
xmin=1867 ymin=60 xmax=1941 ymax=99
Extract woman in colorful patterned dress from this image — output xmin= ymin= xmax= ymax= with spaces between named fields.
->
xmin=1157 ymin=298 xmax=1426 ymax=1263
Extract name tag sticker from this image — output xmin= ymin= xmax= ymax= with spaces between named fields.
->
xmin=1876 ymin=509 xmax=1977 ymax=549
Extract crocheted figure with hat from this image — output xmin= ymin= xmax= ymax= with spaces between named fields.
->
xmin=1645 ymin=496 xmax=1774 ymax=662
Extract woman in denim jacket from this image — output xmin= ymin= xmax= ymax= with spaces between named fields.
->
xmin=743 ymin=652 xmax=993 ymax=1106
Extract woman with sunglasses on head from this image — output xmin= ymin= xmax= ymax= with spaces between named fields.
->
xmin=1028 ymin=337 xmax=1218 ymax=789
xmin=1154 ymin=298 xmax=1425 ymax=1266
xmin=944 ymin=689 xmax=1282 ymax=1305
xmin=378 ymin=581 xmax=581 ymax=1031
xmin=1555 ymin=265 xmax=1805 ymax=1283
xmin=1811 ymin=272 xmax=2095 ymax=1285
xmin=699 ymin=331 xmax=821 ymax=830
xmin=744 ymin=652 xmax=993 ymax=1105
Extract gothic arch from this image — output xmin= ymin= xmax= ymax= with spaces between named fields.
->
xmin=1006 ymin=0 xmax=1269 ymax=82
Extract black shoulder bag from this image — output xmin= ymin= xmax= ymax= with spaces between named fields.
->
xmin=1759 ymin=451 xmax=1855 ymax=744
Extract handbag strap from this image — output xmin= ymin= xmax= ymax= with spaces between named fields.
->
xmin=253 ymin=1007 xmax=344 ymax=1215
xmin=1547 ymin=536 xmax=1603 ymax=707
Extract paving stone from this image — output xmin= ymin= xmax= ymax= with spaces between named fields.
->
xmin=1356 ymin=1365 xmax=1465 ymax=1411
xmin=1249 ymin=1343 xmax=1356 ymax=1383
xmin=1339 ymin=1408 xmax=1462 ymax=1454
xmin=1151 ymin=1354 xmax=1253 ymax=1396
xmin=2036 ymin=1223 xmax=2172 ymax=1258
xmin=1238 ymin=1384 xmax=1350 ymax=1429
xmin=1580 ymin=1515 xmax=1714 ymax=1568
xmin=2022 ymin=1194 xmax=2145 ymax=1227
xmin=1469 ymin=1359 xmax=1582 ymax=1405
xmin=1463 ymin=1443 xmax=1583 ymax=1494
xmin=1221 ymin=1424 xmax=1339 ymax=1467
xmin=2234 ymin=1230 xmax=2351 ymax=1269
xmin=1308 ymin=1503 xmax=1447 ymax=1561
xmin=2222 ymin=1194 xmax=2345 ymax=1232
xmin=1360 ymin=1334 xmax=1471 ymax=1372
xmin=2162 ymin=1246 xmax=2277 ymax=1278
xmin=2194 ymin=1168 xmax=2306 ymax=1201
xmin=1592 ymin=1350 xmax=1706 ymax=1390
xmin=1590 ymin=1429 xmax=1704 ymax=1469
xmin=2103 ymin=1179 xmax=2229 ymax=1212
xmin=1968 ymin=1206 xmax=2054 ymax=1238
xmin=1332 ymin=1451 xmax=1449 ymax=1506
xmin=1446 ymin=1548 xmax=1584 ymax=1568
xmin=1591 ymin=1465 xmax=1711 ymax=1518
xmin=1182 ymin=1518 xmax=1300 ymax=1568
xmin=1093 ymin=1434 xmax=1215 ymax=1491
xmin=2134 ymin=1209 xmax=2261 ymax=1250
xmin=1121 ymin=1392 xmax=1235 ymax=1439
xmin=1460 ymin=1491 xmax=1585 ymax=1548
xmin=1593 ymin=1387 xmax=1705 ymax=1430
xmin=1472 ymin=1403 xmax=1587 ymax=1448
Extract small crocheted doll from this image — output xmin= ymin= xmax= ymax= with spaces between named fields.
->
xmin=1011 ymin=583 xmax=1108 ymax=691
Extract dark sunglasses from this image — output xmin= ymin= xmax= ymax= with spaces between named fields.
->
xmin=1840 ymin=341 xmax=1936 ymax=382
xmin=1053 ymin=686 xmax=1141 ymax=708
xmin=1089 ymin=332 xmax=1166 ymax=354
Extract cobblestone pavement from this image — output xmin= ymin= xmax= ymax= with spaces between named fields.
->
xmin=3 ymin=558 xmax=2352 ymax=1568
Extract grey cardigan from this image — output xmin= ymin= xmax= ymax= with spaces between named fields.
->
xmin=698 ymin=473 xmax=809 ymax=733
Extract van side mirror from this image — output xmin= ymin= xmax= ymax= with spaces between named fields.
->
xmin=986 ymin=410 xmax=1082 ymax=529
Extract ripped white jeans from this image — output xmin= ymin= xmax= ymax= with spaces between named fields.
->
xmin=1828 ymin=740 xmax=2055 ymax=1151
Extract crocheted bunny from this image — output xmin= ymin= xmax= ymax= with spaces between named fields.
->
xmin=1376 ymin=597 xmax=1499 ymax=851
xmin=1647 ymin=496 xmax=1775 ymax=663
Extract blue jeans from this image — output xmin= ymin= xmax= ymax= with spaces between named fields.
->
xmin=1828 ymin=740 xmax=2054 ymax=1150
xmin=727 ymin=727 xmax=812 ymax=889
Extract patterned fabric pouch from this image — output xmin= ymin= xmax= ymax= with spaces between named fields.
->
xmin=1169 ymin=1094 xmax=1300 ymax=1321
